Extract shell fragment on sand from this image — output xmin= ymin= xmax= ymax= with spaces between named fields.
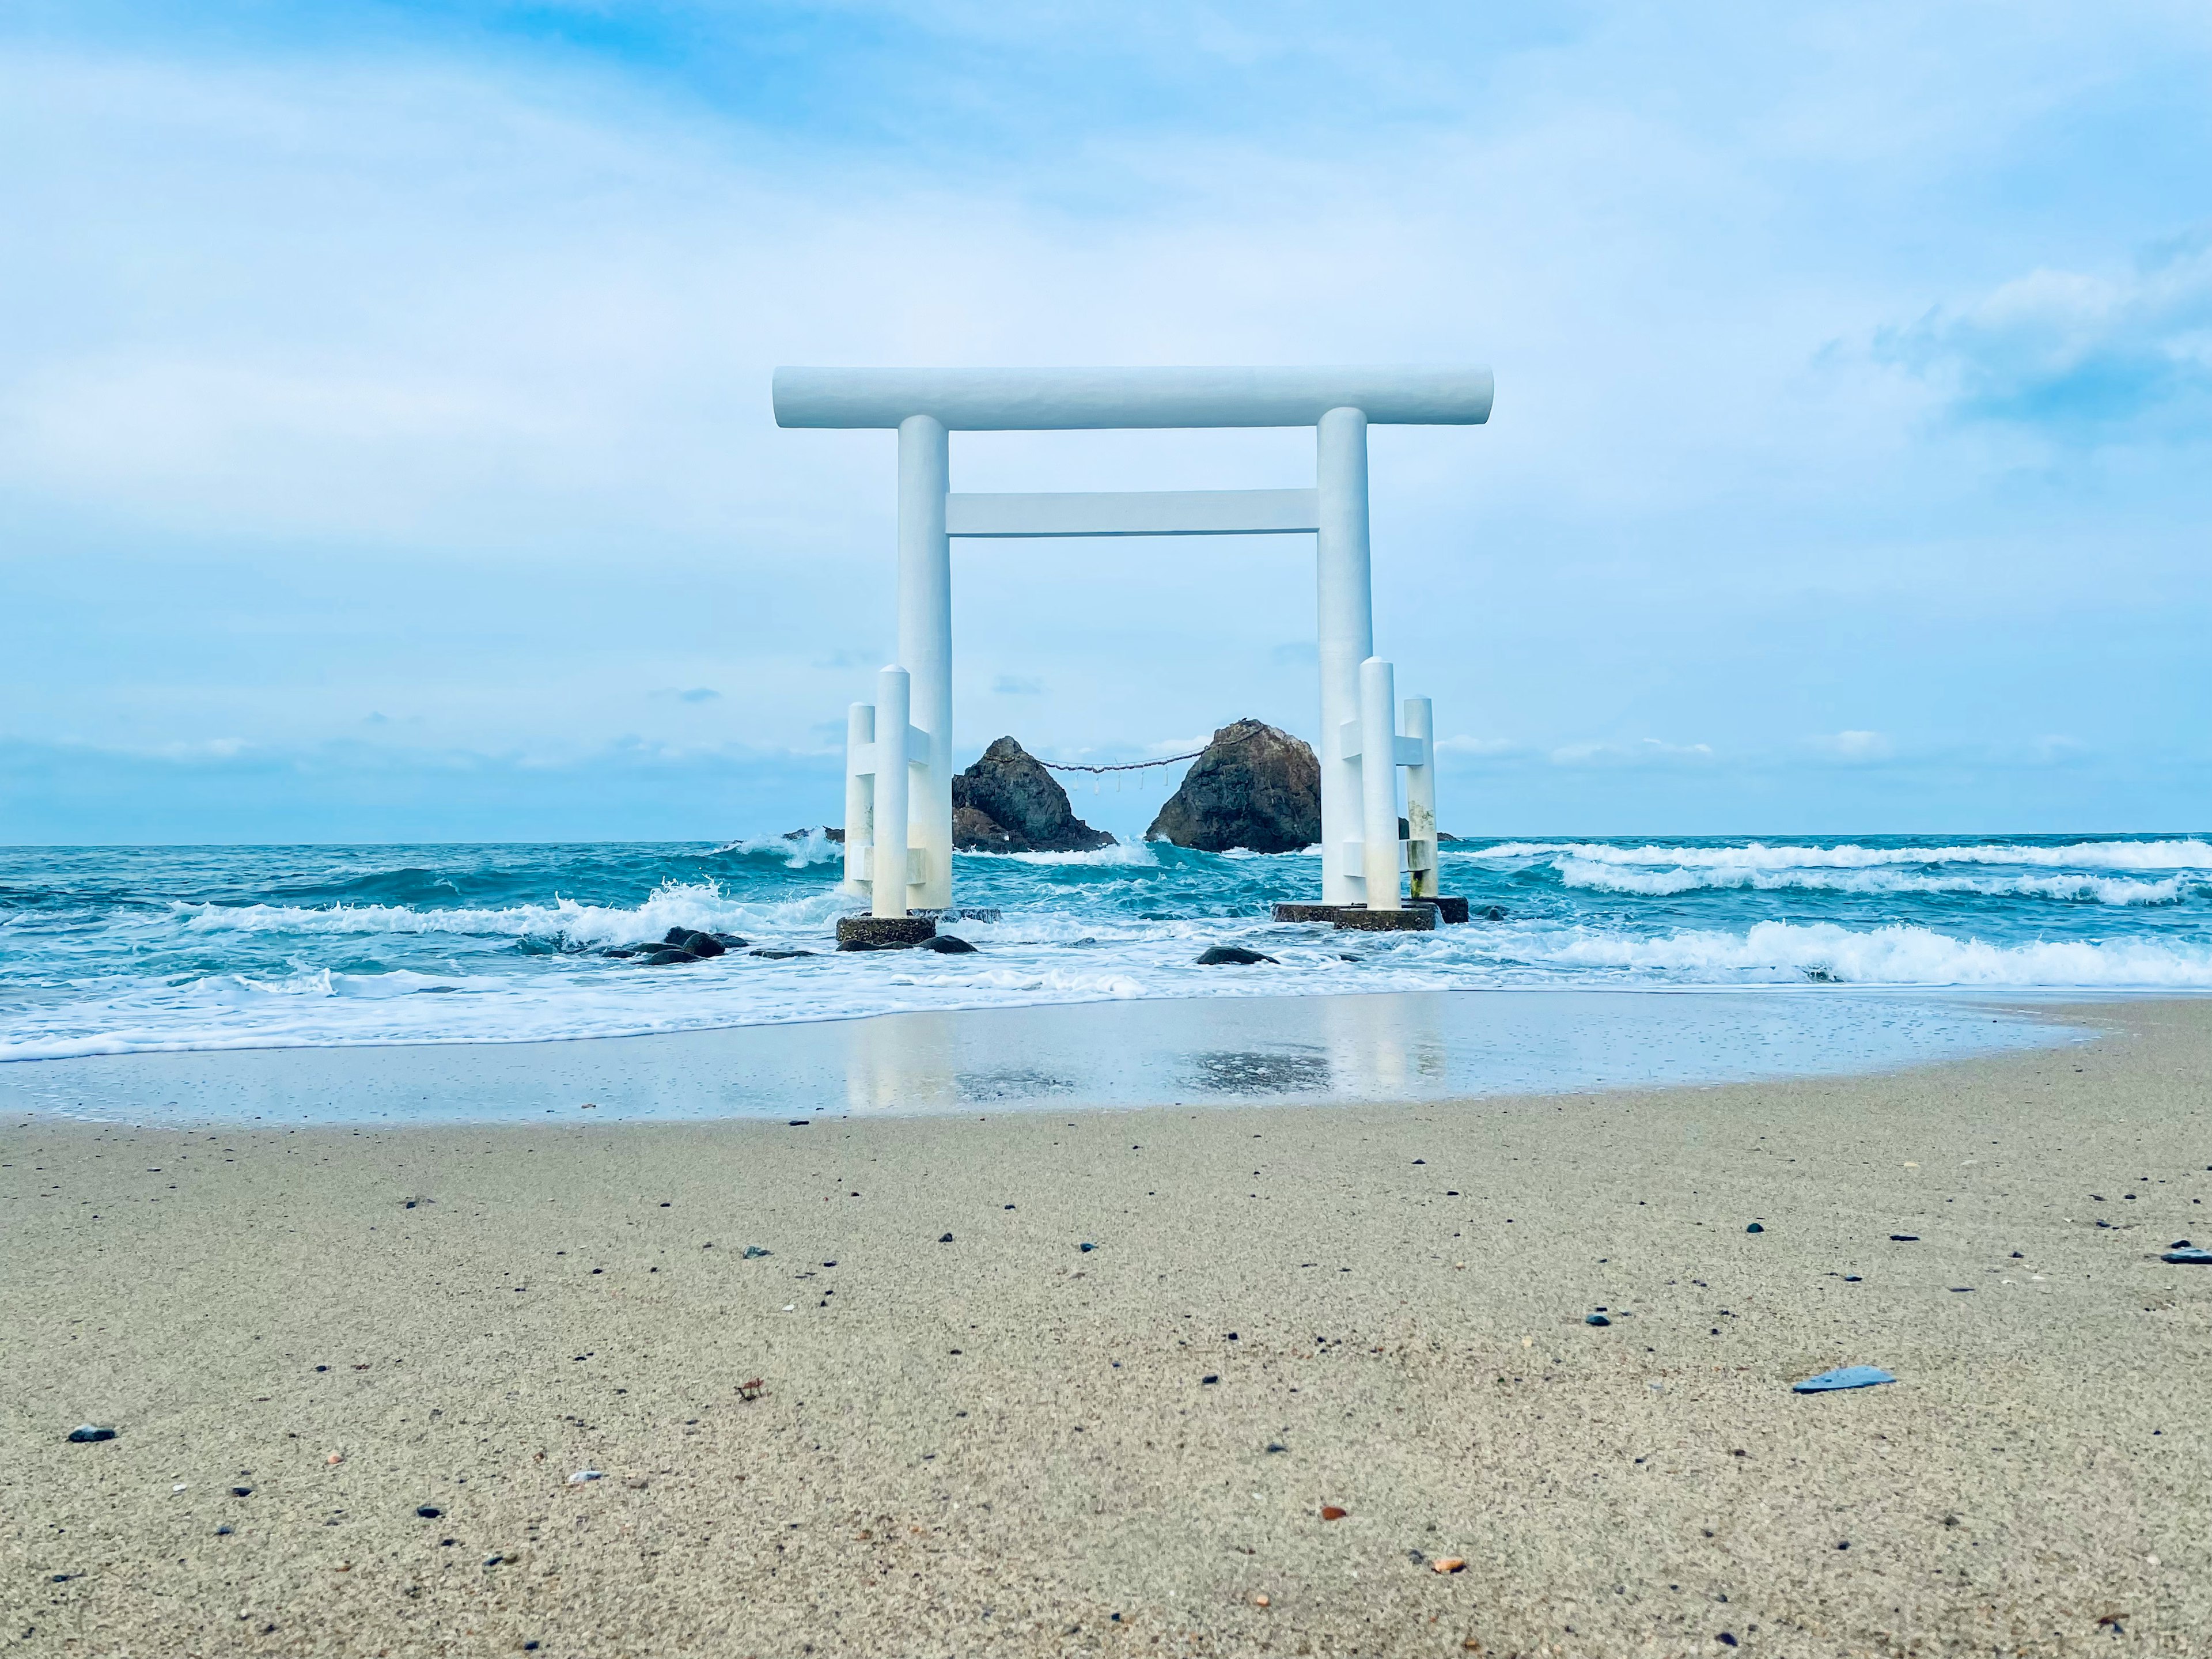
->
xmin=1793 ymin=1365 xmax=1897 ymax=1393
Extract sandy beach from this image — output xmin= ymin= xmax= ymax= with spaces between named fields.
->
xmin=5 ymin=996 xmax=2209 ymax=1657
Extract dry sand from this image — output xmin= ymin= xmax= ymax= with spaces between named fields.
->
xmin=4 ymin=998 xmax=2209 ymax=1658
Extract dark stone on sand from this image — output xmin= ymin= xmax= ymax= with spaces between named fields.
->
xmin=744 ymin=1245 xmax=772 ymax=1257
xmin=1890 ymin=1234 xmax=1919 ymax=1241
xmin=1585 ymin=1313 xmax=1611 ymax=1327
xmin=916 ymin=934 xmax=976 ymax=953
xmin=416 ymin=1506 xmax=442 ymax=1518
xmin=939 ymin=1232 xmax=955 ymax=1243
xmin=215 ymin=1525 xmax=233 ymax=1535
xmin=1200 ymin=1374 xmax=1219 ymax=1384
xmin=1079 ymin=1241 xmax=1096 ymax=1252
xmin=952 ymin=737 xmax=1112 ymax=852
xmin=1196 ymin=945 xmax=1277 ymax=965
xmin=230 ymin=1486 xmax=252 ymax=1498
xmin=66 ymin=1425 xmax=116 ymax=1443
xmin=1147 ymin=719 xmax=1320 ymax=853
xmin=2162 ymin=1247 xmax=2212 ymax=1264
xmin=1745 ymin=1222 xmax=1764 ymax=1233
xmin=837 ymin=916 xmax=937 ymax=950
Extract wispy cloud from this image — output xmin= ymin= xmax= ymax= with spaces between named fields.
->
xmin=1876 ymin=228 xmax=2212 ymax=439
xmin=1809 ymin=729 xmax=1893 ymax=763
xmin=1549 ymin=738 xmax=1715 ymax=769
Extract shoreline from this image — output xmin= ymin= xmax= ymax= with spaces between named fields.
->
xmin=0 ymin=984 xmax=2104 ymax=1128
xmin=5 ymin=998 xmax=2209 ymax=1654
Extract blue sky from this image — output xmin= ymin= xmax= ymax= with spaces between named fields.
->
xmin=2 ymin=0 xmax=2208 ymax=842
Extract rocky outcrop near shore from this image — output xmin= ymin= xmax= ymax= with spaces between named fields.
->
xmin=952 ymin=737 xmax=1113 ymax=853
xmin=1145 ymin=719 xmax=1320 ymax=854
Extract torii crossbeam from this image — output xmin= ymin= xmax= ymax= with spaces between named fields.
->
xmin=772 ymin=365 xmax=1494 ymax=924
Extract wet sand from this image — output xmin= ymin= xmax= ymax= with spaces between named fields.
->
xmin=4 ymin=997 xmax=2209 ymax=1657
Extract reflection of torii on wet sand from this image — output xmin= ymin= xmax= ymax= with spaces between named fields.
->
xmin=772 ymin=366 xmax=1494 ymax=934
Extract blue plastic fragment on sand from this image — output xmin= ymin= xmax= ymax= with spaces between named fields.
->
xmin=1794 ymin=1365 xmax=1896 ymax=1393
xmin=2161 ymin=1247 xmax=2212 ymax=1264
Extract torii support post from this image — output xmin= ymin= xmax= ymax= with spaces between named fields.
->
xmin=841 ymin=699 xmax=874 ymax=900
xmin=1403 ymin=695 xmax=1438 ymax=899
xmin=1358 ymin=656 xmax=1402 ymax=910
xmin=869 ymin=665 xmax=912 ymax=918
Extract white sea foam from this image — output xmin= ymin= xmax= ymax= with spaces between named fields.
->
xmin=1476 ymin=839 xmax=2212 ymax=872
xmin=1003 ymin=840 xmax=1161 ymax=867
xmin=172 ymin=880 xmax=849 ymax=945
xmin=710 ymin=828 xmax=844 ymax=868
xmin=1554 ymin=859 xmax=2198 ymax=906
xmin=1521 ymin=920 xmax=2212 ymax=987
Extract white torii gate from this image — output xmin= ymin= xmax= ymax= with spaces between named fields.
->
xmin=772 ymin=365 xmax=1494 ymax=923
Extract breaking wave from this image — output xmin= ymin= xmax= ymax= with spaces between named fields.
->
xmin=1554 ymin=859 xmax=2199 ymax=906
xmin=1522 ymin=920 xmax=2212 ymax=987
xmin=1477 ymin=838 xmax=2212 ymax=872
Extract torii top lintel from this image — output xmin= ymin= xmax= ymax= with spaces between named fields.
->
xmin=771 ymin=365 xmax=1494 ymax=431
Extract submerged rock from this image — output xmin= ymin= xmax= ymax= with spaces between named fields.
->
xmin=916 ymin=934 xmax=977 ymax=953
xmin=1196 ymin=945 xmax=1277 ymax=966
xmin=952 ymin=738 xmax=1113 ymax=852
xmin=1146 ymin=720 xmax=1320 ymax=854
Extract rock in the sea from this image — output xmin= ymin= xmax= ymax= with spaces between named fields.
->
xmin=662 ymin=927 xmax=725 ymax=958
xmin=916 ymin=934 xmax=977 ymax=953
xmin=783 ymin=826 xmax=845 ymax=844
xmin=1196 ymin=945 xmax=1277 ymax=965
xmin=1146 ymin=720 xmax=1320 ymax=853
xmin=951 ymin=738 xmax=1113 ymax=852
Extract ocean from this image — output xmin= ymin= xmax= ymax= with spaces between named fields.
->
xmin=3 ymin=833 xmax=2208 ymax=1063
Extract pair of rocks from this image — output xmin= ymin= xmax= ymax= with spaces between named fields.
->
xmin=605 ymin=927 xmax=747 ymax=965
xmin=952 ymin=719 xmax=1325 ymax=855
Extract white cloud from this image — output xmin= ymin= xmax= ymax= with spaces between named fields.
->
xmin=1435 ymin=734 xmax=1520 ymax=757
xmin=1875 ymin=228 xmax=2212 ymax=436
xmin=1548 ymin=738 xmax=1714 ymax=768
xmin=1811 ymin=729 xmax=1894 ymax=762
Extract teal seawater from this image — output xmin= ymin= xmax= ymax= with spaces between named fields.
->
xmin=2 ymin=833 xmax=2208 ymax=1059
